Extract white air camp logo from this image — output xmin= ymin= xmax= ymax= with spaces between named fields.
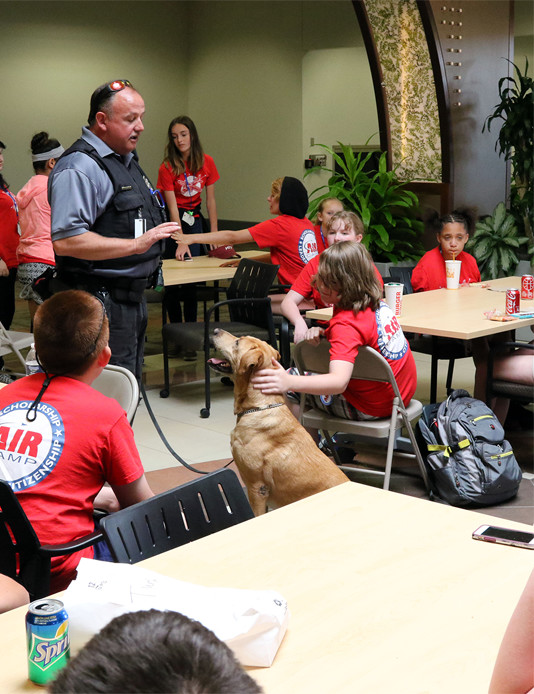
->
xmin=0 ymin=401 xmax=64 ymax=490
xmin=375 ymin=302 xmax=408 ymax=361
xmin=298 ymin=228 xmax=319 ymax=264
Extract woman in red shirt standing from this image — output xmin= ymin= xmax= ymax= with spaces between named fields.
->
xmin=0 ymin=140 xmax=19 ymax=333
xmin=157 ymin=116 xmax=220 ymax=325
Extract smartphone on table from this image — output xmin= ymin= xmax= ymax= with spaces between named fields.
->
xmin=472 ymin=524 xmax=534 ymax=550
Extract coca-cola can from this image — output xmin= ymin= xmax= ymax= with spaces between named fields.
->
xmin=521 ymin=275 xmax=534 ymax=300
xmin=505 ymin=288 xmax=520 ymax=315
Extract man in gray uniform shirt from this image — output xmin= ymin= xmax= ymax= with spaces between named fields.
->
xmin=49 ymin=79 xmax=179 ymax=379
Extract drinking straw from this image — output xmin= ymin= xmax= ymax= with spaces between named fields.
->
xmin=453 ymin=252 xmax=456 ymax=261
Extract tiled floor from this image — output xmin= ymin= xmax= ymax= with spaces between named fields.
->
xmin=6 ymin=292 xmax=534 ymax=525
xmin=136 ymin=299 xmax=533 ymax=525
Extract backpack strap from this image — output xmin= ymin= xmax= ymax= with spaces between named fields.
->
xmin=444 ymin=439 xmax=471 ymax=457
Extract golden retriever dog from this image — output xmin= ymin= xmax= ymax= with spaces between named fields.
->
xmin=210 ymin=329 xmax=349 ymax=515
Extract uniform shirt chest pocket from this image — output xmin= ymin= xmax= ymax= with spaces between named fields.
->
xmin=113 ymin=189 xmax=145 ymax=213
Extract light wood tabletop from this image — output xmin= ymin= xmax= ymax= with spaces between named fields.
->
xmin=306 ymin=276 xmax=534 ymax=340
xmin=2 ymin=482 xmax=533 ymax=693
xmin=162 ymin=249 xmax=266 ymax=286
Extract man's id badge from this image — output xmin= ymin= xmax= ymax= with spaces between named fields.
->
xmin=134 ymin=218 xmax=147 ymax=238
xmin=182 ymin=210 xmax=195 ymax=227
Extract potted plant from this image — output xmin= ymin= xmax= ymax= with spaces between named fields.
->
xmin=483 ymin=59 xmax=533 ymax=254
xmin=467 ymin=202 xmax=529 ymax=280
xmin=305 ymin=142 xmax=424 ymax=268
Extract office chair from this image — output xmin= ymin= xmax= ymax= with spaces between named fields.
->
xmin=293 ymin=340 xmax=431 ymax=493
xmin=160 ymin=259 xmax=280 ymax=418
xmin=0 ymin=479 xmax=102 ymax=600
xmin=486 ymin=341 xmax=534 ymax=406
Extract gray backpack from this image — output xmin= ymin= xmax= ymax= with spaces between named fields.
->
xmin=416 ymin=389 xmax=522 ymax=507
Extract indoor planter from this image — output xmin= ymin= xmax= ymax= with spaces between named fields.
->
xmin=305 ymin=142 xmax=424 ymax=264
xmin=467 ymin=202 xmax=529 ymax=280
xmin=484 ymin=59 xmax=533 ymax=252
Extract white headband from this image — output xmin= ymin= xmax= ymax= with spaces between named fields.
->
xmin=32 ymin=146 xmax=64 ymax=163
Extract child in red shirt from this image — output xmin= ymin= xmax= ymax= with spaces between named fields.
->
xmin=412 ymin=208 xmax=480 ymax=291
xmin=312 ymin=197 xmax=344 ymax=252
xmin=252 ymin=241 xmax=416 ymax=419
xmin=282 ymin=210 xmax=384 ymax=344
xmin=171 ymin=176 xmax=316 ymax=288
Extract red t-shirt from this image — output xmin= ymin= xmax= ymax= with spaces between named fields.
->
xmin=292 ymin=254 xmax=384 ymax=309
xmin=411 ymin=246 xmax=481 ymax=292
xmin=0 ymin=375 xmax=145 ymax=591
xmin=157 ymin=154 xmax=219 ymax=211
xmin=325 ymin=303 xmax=417 ymax=417
xmin=313 ymin=223 xmax=327 ymax=253
xmin=249 ymin=215 xmax=318 ymax=287
xmin=0 ymin=188 xmax=19 ymax=268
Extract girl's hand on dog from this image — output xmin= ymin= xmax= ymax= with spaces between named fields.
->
xmin=251 ymin=358 xmax=288 ymax=394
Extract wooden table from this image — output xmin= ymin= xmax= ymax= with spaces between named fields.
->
xmin=162 ymin=249 xmax=265 ymax=286
xmin=306 ymin=276 xmax=534 ymax=340
xmin=2 ymin=483 xmax=533 ymax=693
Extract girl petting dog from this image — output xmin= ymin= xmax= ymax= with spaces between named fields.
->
xmin=281 ymin=210 xmax=383 ymax=344
xmin=252 ymin=241 xmax=416 ymax=420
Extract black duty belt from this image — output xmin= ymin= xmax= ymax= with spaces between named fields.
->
xmin=56 ymin=272 xmax=151 ymax=304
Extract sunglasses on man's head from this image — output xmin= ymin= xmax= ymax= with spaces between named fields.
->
xmin=103 ymin=79 xmax=132 ymax=95
xmin=89 ymin=80 xmax=133 ymax=122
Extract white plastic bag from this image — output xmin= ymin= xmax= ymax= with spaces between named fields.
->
xmin=62 ymin=558 xmax=289 ymax=667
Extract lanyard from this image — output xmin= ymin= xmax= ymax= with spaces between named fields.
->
xmin=2 ymin=188 xmax=18 ymax=215
xmin=183 ymin=163 xmax=193 ymax=198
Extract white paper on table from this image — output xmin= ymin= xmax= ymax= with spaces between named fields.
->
xmin=62 ymin=558 xmax=289 ymax=667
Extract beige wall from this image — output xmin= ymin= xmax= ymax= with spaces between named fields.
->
xmin=2 ymin=0 xmax=372 ymax=223
xmin=515 ymin=0 xmax=534 ymax=67
xmin=186 ymin=1 xmax=372 ymax=221
xmin=1 ymin=0 xmax=531 ymax=222
xmin=1 ymin=1 xmax=187 ymax=194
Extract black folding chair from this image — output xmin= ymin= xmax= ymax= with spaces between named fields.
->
xmin=99 ymin=469 xmax=254 ymax=564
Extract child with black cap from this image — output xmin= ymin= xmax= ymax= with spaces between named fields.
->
xmin=172 ymin=176 xmax=320 ymax=293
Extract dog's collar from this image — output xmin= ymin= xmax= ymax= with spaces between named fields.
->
xmin=236 ymin=402 xmax=285 ymax=419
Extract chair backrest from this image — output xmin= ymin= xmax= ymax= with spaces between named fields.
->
xmin=0 ymin=480 xmax=51 ymax=600
xmin=388 ymin=266 xmax=415 ymax=294
xmin=293 ymin=339 xmax=404 ymax=404
xmin=487 ymin=342 xmax=534 ymax=403
xmin=99 ymin=468 xmax=254 ymax=564
xmin=226 ymin=259 xmax=280 ymax=328
xmin=91 ymin=364 xmax=139 ymax=423
xmin=0 ymin=322 xmax=34 ymax=368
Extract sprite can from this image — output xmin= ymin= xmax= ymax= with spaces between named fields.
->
xmin=26 ymin=599 xmax=70 ymax=685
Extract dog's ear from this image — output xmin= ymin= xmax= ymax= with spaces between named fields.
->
xmin=238 ymin=344 xmax=264 ymax=374
xmin=238 ymin=341 xmax=279 ymax=374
